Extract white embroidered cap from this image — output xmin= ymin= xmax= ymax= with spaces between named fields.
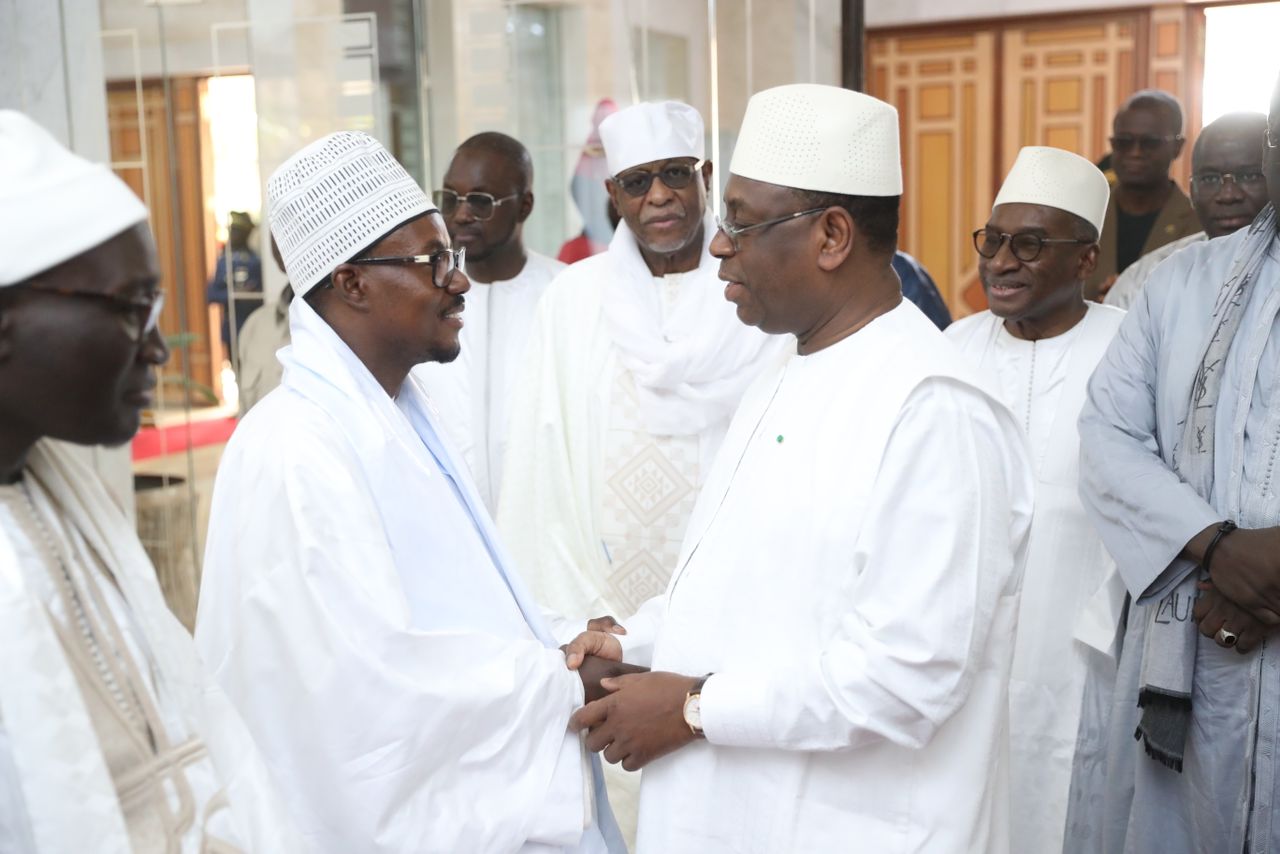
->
xmin=598 ymin=101 xmax=706 ymax=177
xmin=994 ymin=146 xmax=1110 ymax=234
xmin=730 ymin=84 xmax=903 ymax=196
xmin=0 ymin=110 xmax=149 ymax=286
xmin=268 ymin=131 xmax=435 ymax=294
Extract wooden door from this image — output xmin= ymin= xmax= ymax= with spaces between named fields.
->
xmin=867 ymin=33 xmax=997 ymax=316
xmin=107 ymin=78 xmax=217 ymax=400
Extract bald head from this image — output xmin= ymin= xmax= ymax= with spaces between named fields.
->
xmin=1120 ymin=89 xmax=1184 ymax=135
xmin=455 ymin=132 xmax=533 ymax=193
xmin=1193 ymin=112 xmax=1267 ymax=168
xmin=440 ymin=132 xmax=535 ymax=275
xmin=1190 ymin=112 xmax=1269 ymax=238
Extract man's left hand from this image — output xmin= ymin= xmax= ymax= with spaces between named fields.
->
xmin=570 ymin=671 xmax=701 ymax=771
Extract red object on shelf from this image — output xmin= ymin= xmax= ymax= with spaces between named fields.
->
xmin=131 ymin=416 xmax=237 ymax=461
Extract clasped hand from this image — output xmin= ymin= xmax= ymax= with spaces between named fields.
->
xmin=1192 ymin=527 xmax=1280 ymax=653
xmin=561 ymin=621 xmax=701 ymax=771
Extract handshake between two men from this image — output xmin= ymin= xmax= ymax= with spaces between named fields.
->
xmin=563 ymin=619 xmax=708 ymax=772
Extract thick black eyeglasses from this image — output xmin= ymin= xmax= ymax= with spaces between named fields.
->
xmin=13 ymin=283 xmax=164 ymax=343
xmin=1192 ymin=169 xmax=1267 ymax=192
xmin=1110 ymin=134 xmax=1182 ymax=153
xmin=612 ymin=160 xmax=706 ymax=198
xmin=433 ymin=190 xmax=518 ymax=221
xmin=972 ymin=229 xmax=1092 ymax=262
xmin=716 ymin=208 xmax=826 ymax=252
xmin=349 ymin=246 xmax=466 ymax=289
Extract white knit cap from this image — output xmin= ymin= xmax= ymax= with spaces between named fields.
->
xmin=0 ymin=110 xmax=148 ymax=286
xmin=598 ymin=101 xmax=706 ymax=177
xmin=730 ymin=84 xmax=903 ymax=196
xmin=993 ymin=146 xmax=1110 ymax=234
xmin=268 ymin=131 xmax=435 ymax=294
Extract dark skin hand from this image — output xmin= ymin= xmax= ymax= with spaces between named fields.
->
xmin=1193 ymin=580 xmax=1273 ymax=654
xmin=1183 ymin=525 xmax=1280 ymax=626
xmin=573 ymin=655 xmax=651 ymax=704
xmin=571 ymin=671 xmax=702 ymax=772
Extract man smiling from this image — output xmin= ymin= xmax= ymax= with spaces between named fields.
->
xmin=947 ymin=146 xmax=1126 ymax=854
xmin=565 ymin=84 xmax=1033 ymax=853
xmin=197 ymin=131 xmax=623 ymax=853
xmin=499 ymin=100 xmax=783 ymax=843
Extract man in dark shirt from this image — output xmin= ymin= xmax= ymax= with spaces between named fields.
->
xmin=1088 ymin=90 xmax=1200 ymax=300
xmin=206 ymin=210 xmax=264 ymax=358
xmin=891 ymin=250 xmax=951 ymax=329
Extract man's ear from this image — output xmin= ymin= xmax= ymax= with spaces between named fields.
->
xmin=518 ymin=190 xmax=535 ymax=223
xmin=701 ymin=160 xmax=714 ymax=192
xmin=1171 ymin=136 xmax=1186 ymax=161
xmin=329 ymin=264 xmax=373 ymax=313
xmin=1078 ymin=243 xmax=1100 ymax=279
xmin=816 ymin=207 xmax=856 ymax=273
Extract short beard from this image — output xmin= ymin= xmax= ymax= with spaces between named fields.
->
xmin=427 ymin=340 xmax=462 ymax=364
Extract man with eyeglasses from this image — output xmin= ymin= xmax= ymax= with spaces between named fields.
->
xmin=1106 ymin=111 xmax=1270 ymax=310
xmin=0 ymin=111 xmax=304 ymax=853
xmin=945 ymin=146 xmax=1125 ymax=854
xmin=498 ymin=99 xmax=783 ymax=846
xmin=413 ymin=132 xmax=564 ymax=512
xmin=1064 ymin=72 xmax=1280 ymax=854
xmin=561 ymin=84 xmax=1033 ymax=853
xmin=1088 ymin=89 xmax=1200 ymax=300
xmin=196 ymin=131 xmax=626 ymax=854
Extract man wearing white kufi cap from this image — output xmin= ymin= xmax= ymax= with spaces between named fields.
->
xmin=498 ymin=100 xmax=785 ymax=842
xmin=0 ymin=110 xmax=303 ymax=853
xmin=946 ymin=145 xmax=1125 ymax=854
xmin=563 ymin=84 xmax=1033 ymax=853
xmin=196 ymin=130 xmax=627 ymax=854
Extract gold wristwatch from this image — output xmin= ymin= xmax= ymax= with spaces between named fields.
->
xmin=683 ymin=675 xmax=711 ymax=736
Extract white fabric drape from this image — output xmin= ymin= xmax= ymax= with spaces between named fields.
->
xmin=0 ymin=440 xmax=302 ymax=854
xmin=197 ymin=296 xmax=621 ymax=854
xmin=615 ymin=303 xmax=1034 ymax=853
xmin=947 ymin=304 xmax=1127 ymax=853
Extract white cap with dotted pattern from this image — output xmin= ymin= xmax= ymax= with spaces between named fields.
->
xmin=993 ymin=146 xmax=1110 ymax=234
xmin=729 ymin=84 xmax=903 ymax=196
xmin=267 ymin=130 xmax=435 ymax=295
xmin=598 ymin=101 xmax=706 ymax=177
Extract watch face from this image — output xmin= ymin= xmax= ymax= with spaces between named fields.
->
xmin=683 ymin=694 xmax=702 ymax=731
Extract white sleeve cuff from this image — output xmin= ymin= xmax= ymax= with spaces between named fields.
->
xmin=697 ymin=672 xmax=775 ymax=749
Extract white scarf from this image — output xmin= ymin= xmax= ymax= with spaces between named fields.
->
xmin=601 ymin=212 xmax=780 ymax=436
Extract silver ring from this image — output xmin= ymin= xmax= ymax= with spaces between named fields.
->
xmin=1215 ymin=627 xmax=1239 ymax=648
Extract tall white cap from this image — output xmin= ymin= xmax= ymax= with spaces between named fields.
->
xmin=268 ymin=131 xmax=435 ymax=294
xmin=598 ymin=101 xmax=706 ymax=177
xmin=0 ymin=110 xmax=149 ymax=286
xmin=730 ymin=84 xmax=903 ymax=196
xmin=993 ymin=146 xmax=1110 ymax=234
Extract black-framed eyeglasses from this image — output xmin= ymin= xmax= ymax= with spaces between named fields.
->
xmin=349 ymin=246 xmax=466 ymax=289
xmin=11 ymin=283 xmax=164 ymax=343
xmin=433 ymin=190 xmax=519 ymax=221
xmin=1110 ymin=134 xmax=1182 ymax=153
xmin=972 ymin=229 xmax=1092 ymax=262
xmin=1192 ymin=169 xmax=1267 ymax=192
xmin=612 ymin=159 xmax=706 ymax=198
xmin=716 ymin=208 xmax=826 ymax=252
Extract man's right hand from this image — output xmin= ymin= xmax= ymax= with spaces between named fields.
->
xmin=1198 ymin=526 xmax=1280 ymax=626
xmin=562 ymin=630 xmax=623 ymax=670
